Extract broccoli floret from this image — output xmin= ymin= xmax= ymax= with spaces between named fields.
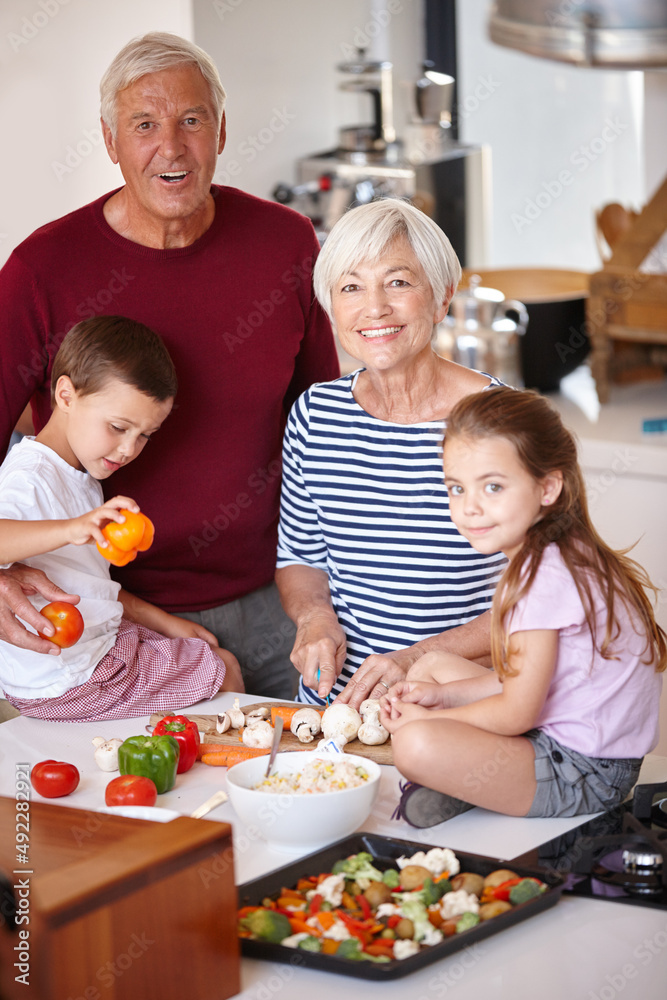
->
xmin=455 ymin=912 xmax=480 ymax=933
xmin=297 ymin=935 xmax=322 ymax=953
xmin=331 ymin=851 xmax=384 ymax=883
xmin=419 ymin=877 xmax=448 ymax=905
xmin=509 ymin=878 xmax=546 ymax=905
xmin=240 ymin=909 xmax=292 ymax=943
xmin=382 ymin=868 xmax=400 ymax=889
xmin=336 ymin=938 xmax=364 ymax=960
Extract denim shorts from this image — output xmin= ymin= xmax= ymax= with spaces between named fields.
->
xmin=524 ymin=729 xmax=643 ymax=818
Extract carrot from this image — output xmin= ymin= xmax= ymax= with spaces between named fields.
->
xmin=320 ymin=938 xmax=339 ymax=955
xmin=288 ymin=917 xmax=319 ymax=936
xmin=270 ymin=705 xmax=324 ymax=728
xmin=313 ymin=910 xmax=336 ymax=931
xmin=364 ymin=941 xmax=395 ymax=958
xmin=200 ymin=746 xmax=270 ymax=766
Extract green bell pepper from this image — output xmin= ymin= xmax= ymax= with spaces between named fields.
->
xmin=118 ymin=734 xmax=179 ymax=794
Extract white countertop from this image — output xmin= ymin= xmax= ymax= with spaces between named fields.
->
xmin=1 ymin=690 xmax=666 ymax=999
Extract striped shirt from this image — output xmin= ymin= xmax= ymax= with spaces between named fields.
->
xmin=277 ymin=371 xmax=506 ymax=704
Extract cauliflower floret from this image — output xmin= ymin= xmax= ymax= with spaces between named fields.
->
xmin=321 ymin=921 xmax=351 ymax=942
xmin=375 ymin=903 xmax=400 ymax=919
xmin=440 ymin=889 xmax=480 ymax=920
xmin=393 ymin=939 xmax=421 ymax=960
xmin=280 ymin=932 xmax=310 ymax=949
xmin=397 ymin=847 xmax=460 ymax=878
xmin=306 ymin=873 xmax=344 ymax=908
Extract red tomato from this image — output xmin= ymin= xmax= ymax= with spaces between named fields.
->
xmin=31 ymin=760 xmax=80 ymax=798
xmin=38 ymin=601 xmax=84 ymax=648
xmin=105 ymin=774 xmax=158 ymax=807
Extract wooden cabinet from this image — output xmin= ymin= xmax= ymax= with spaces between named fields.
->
xmin=0 ymin=798 xmax=240 ymax=1000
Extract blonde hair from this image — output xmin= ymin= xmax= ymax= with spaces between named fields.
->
xmin=445 ymin=387 xmax=666 ymax=678
xmin=100 ymin=32 xmax=226 ymax=135
xmin=313 ymin=198 xmax=461 ymax=322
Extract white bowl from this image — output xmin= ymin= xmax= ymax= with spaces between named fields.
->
xmin=226 ymin=751 xmax=381 ymax=854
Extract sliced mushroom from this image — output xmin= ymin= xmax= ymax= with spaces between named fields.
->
xmin=244 ymin=706 xmax=270 ymax=721
xmin=321 ymin=703 xmax=362 ymax=744
xmin=357 ymin=721 xmax=389 ymax=745
xmin=241 ymin=720 xmax=274 ymax=749
xmin=290 ymin=708 xmax=322 ymax=743
xmin=227 ymin=697 xmax=246 ymax=729
xmin=216 ymin=713 xmax=231 ymax=734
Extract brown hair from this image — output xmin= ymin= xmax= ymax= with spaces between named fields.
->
xmin=445 ymin=387 xmax=666 ymax=677
xmin=51 ymin=316 xmax=178 ymax=405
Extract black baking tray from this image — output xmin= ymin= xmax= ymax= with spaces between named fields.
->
xmin=237 ymin=832 xmax=565 ymax=980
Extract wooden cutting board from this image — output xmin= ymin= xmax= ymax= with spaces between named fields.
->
xmin=150 ymin=702 xmax=394 ymax=765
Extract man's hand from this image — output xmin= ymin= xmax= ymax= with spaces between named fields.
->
xmin=0 ymin=565 xmax=80 ymax=654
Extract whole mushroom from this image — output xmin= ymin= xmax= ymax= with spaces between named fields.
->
xmin=357 ymin=698 xmax=389 ymax=745
xmin=321 ymin=703 xmax=362 ymax=745
xmin=227 ymin=698 xmax=246 ymax=729
xmin=92 ymin=737 xmax=123 ymax=772
xmin=290 ymin=708 xmax=322 ymax=743
xmin=242 ymin=720 xmax=274 ymax=749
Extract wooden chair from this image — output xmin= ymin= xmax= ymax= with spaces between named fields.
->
xmin=588 ymin=173 xmax=667 ymax=403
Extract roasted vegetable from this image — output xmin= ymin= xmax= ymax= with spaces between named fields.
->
xmin=483 ymin=868 xmax=518 ymax=888
xmin=399 ymin=865 xmax=432 ymax=890
xmin=479 ymin=900 xmax=513 ymax=920
xmin=240 ymin=909 xmax=291 ymax=943
xmin=363 ymin=881 xmax=393 ymax=909
xmin=456 ymin=912 xmax=480 ymax=933
xmin=509 ymin=878 xmax=546 ymax=905
xmin=331 ymin=851 xmax=384 ymax=885
xmin=451 ymin=872 xmax=484 ymax=896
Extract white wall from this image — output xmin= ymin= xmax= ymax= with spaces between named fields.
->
xmin=456 ymin=0 xmax=647 ymax=270
xmin=0 ymin=0 xmax=193 ymax=267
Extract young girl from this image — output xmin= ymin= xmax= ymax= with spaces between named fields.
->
xmin=0 ymin=316 xmax=243 ymax=722
xmin=381 ymin=386 xmax=666 ymax=827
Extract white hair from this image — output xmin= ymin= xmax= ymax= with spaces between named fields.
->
xmin=100 ymin=32 xmax=226 ymax=136
xmin=313 ymin=199 xmax=462 ymax=321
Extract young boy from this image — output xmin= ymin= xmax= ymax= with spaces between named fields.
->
xmin=0 ymin=316 xmax=243 ymax=721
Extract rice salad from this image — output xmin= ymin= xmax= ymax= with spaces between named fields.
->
xmin=253 ymin=757 xmax=370 ymax=795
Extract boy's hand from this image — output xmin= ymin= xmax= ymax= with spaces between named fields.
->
xmin=69 ymin=496 xmax=140 ymax=549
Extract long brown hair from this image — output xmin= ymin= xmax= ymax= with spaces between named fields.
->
xmin=445 ymin=387 xmax=666 ymax=678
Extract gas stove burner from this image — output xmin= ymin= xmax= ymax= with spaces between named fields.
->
xmin=593 ymin=844 xmax=664 ymax=897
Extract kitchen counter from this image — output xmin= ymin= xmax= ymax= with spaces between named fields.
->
xmin=1 ymin=690 xmax=666 ymax=999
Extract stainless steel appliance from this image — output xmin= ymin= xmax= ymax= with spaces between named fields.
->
xmin=273 ymin=51 xmax=490 ymax=267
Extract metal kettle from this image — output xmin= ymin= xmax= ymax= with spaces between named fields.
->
xmin=442 ymin=275 xmax=529 ymax=386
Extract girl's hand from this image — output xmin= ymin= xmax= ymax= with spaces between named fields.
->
xmin=68 ymin=496 xmax=140 ymax=549
xmin=381 ymin=679 xmax=446 ymax=710
xmin=380 ymin=699 xmax=433 ymax=733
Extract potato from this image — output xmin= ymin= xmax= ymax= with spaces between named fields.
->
xmin=395 ymin=917 xmax=415 ymax=939
xmin=363 ymin=881 xmax=393 ymax=909
xmin=483 ymin=868 xmax=518 ymax=888
xmin=479 ymin=900 xmax=513 ymax=921
xmin=451 ymin=872 xmax=485 ymax=897
xmin=399 ymin=865 xmax=432 ymax=890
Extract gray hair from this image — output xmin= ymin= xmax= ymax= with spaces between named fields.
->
xmin=100 ymin=32 xmax=226 ymax=136
xmin=313 ymin=199 xmax=462 ymax=321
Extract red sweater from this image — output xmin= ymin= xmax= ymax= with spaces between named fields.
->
xmin=0 ymin=186 xmax=339 ymax=612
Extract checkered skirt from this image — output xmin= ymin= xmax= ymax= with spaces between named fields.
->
xmin=6 ymin=618 xmax=227 ymax=722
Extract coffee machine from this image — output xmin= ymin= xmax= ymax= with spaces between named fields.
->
xmin=273 ymin=51 xmax=490 ymax=267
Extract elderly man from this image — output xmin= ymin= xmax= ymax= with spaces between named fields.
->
xmin=0 ymin=32 xmax=338 ymax=699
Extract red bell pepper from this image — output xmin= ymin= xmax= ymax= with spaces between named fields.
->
xmin=490 ymin=877 xmax=526 ymax=901
xmin=153 ymin=715 xmax=200 ymax=773
xmin=355 ymin=893 xmax=372 ymax=920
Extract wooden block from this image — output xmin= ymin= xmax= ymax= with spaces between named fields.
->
xmin=0 ymin=798 xmax=240 ymax=1000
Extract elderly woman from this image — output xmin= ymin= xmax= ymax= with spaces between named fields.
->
xmin=276 ymin=199 xmax=505 ymax=708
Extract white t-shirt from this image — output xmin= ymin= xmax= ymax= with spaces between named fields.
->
xmin=509 ymin=544 xmax=662 ymax=758
xmin=0 ymin=438 xmax=122 ymax=699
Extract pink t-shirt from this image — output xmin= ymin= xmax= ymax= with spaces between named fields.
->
xmin=508 ymin=544 xmax=662 ymax=758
